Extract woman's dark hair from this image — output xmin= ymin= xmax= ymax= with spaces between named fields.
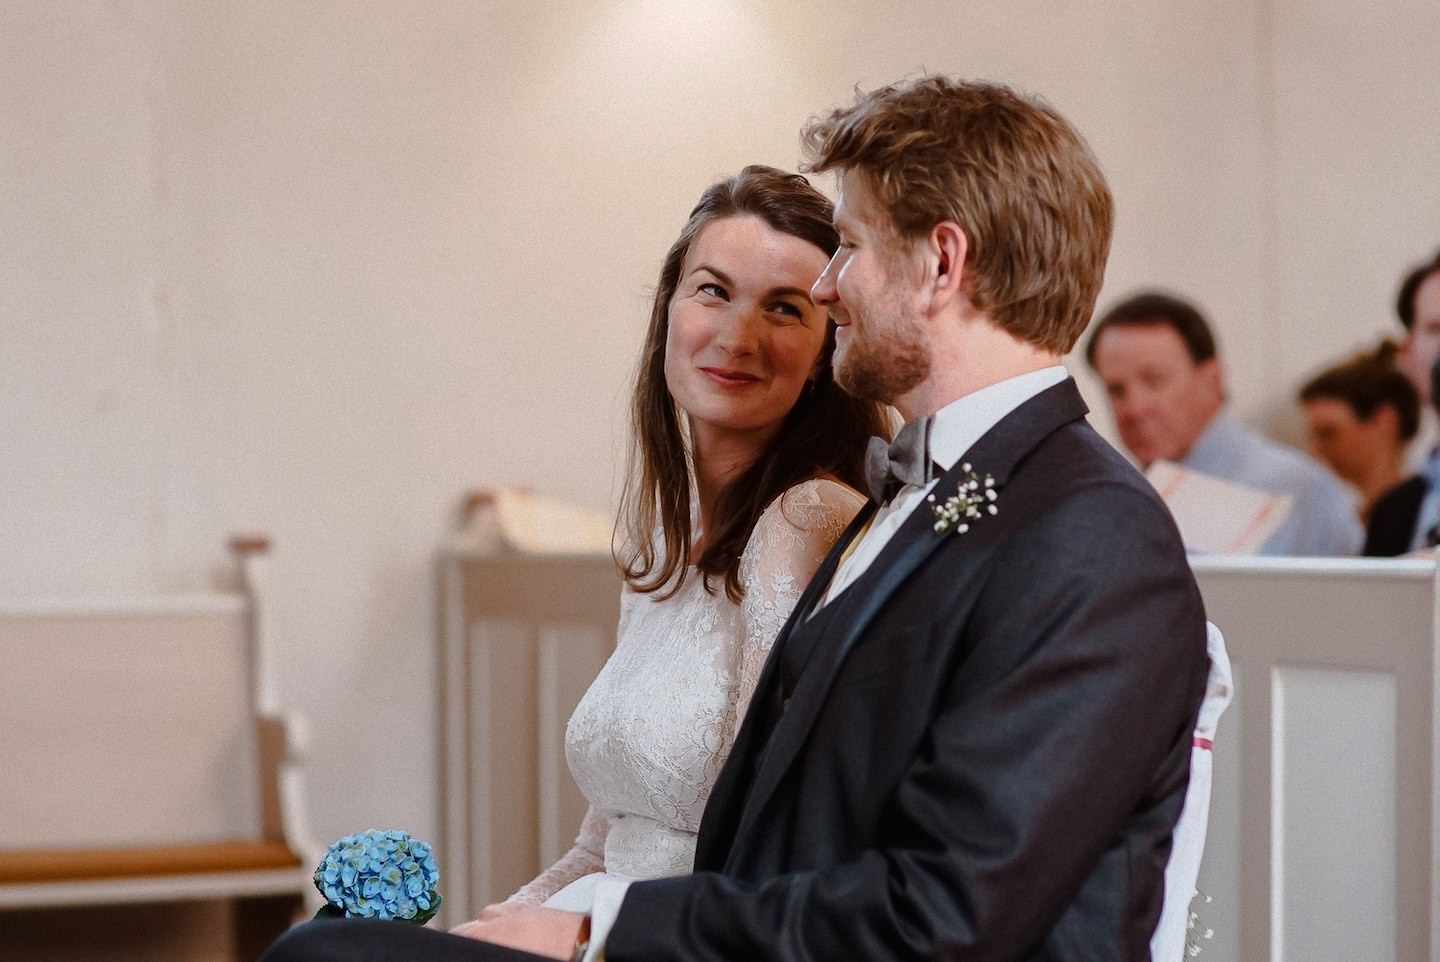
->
xmin=617 ymin=165 xmax=892 ymax=602
xmin=1396 ymin=249 xmax=1440 ymax=330
xmin=1299 ymin=340 xmax=1420 ymax=442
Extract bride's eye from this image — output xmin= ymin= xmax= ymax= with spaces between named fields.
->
xmin=698 ymin=283 xmax=728 ymax=300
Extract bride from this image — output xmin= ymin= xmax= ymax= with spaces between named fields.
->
xmin=257 ymin=165 xmax=889 ymax=962
xmin=468 ymin=164 xmax=889 ymax=922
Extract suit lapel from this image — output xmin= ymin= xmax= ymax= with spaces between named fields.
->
xmin=693 ymin=499 xmax=878 ymax=867
xmin=726 ymin=379 xmax=1091 ymax=848
xmin=786 ymin=500 xmax=879 ymax=627
xmin=747 ymin=499 xmax=878 ymax=722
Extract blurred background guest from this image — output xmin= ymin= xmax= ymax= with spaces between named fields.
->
xmin=1365 ymin=355 xmax=1440 ymax=555
xmin=1396 ymin=249 xmax=1440 ymax=407
xmin=1365 ymin=250 xmax=1440 ymax=555
xmin=1087 ymin=291 xmax=1362 ymax=556
xmin=1298 ymin=341 xmax=1419 ymax=522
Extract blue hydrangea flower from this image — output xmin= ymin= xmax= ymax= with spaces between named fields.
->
xmin=312 ymin=829 xmax=441 ymax=924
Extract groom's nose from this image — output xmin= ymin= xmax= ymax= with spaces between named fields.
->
xmin=811 ymin=254 xmax=841 ymax=306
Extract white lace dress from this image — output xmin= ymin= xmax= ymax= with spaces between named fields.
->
xmin=503 ymin=479 xmax=864 ymax=911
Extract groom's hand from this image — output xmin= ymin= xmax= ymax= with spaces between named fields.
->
xmin=450 ymin=906 xmax=584 ymax=960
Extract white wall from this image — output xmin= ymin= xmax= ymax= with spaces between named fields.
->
xmin=3 ymin=0 xmax=1437 ymax=854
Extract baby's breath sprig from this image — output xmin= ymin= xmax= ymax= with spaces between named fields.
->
xmin=928 ymin=463 xmax=998 ymax=535
xmin=1185 ymin=890 xmax=1214 ymax=957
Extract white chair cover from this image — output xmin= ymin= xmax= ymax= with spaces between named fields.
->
xmin=1151 ymin=622 xmax=1233 ymax=961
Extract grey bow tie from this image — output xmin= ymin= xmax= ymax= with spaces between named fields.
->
xmin=864 ymin=416 xmax=936 ymax=503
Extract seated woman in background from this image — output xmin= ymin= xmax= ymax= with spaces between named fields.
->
xmin=1298 ymin=340 xmax=1419 ymax=523
xmin=1365 ymin=353 xmax=1440 ymax=556
xmin=458 ymin=166 xmax=890 ymax=927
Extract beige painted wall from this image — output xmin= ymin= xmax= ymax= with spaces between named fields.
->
xmin=3 ymin=0 xmax=1437 ymax=854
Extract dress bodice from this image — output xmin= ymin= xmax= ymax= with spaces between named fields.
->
xmin=567 ymin=571 xmax=740 ymax=860
xmin=504 ymin=478 xmax=864 ymax=902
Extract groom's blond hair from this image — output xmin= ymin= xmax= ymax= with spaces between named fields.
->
xmin=802 ymin=76 xmax=1113 ymax=355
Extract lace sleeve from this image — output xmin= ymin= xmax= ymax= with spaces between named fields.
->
xmin=735 ymin=479 xmax=866 ymax=728
xmin=502 ymin=805 xmax=609 ymax=905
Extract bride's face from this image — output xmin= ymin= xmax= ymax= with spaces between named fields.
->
xmin=663 ymin=215 xmax=829 ymax=454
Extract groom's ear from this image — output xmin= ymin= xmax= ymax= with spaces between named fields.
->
xmin=926 ymin=220 xmax=969 ymax=312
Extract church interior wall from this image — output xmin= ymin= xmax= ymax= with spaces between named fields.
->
xmin=3 ymin=0 xmax=1436 ymax=850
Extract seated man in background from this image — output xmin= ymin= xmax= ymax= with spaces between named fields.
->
xmin=1298 ymin=341 xmax=1419 ymax=523
xmin=1086 ymin=291 xmax=1362 ymax=556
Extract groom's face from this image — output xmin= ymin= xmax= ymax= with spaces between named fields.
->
xmin=811 ymin=170 xmax=930 ymax=404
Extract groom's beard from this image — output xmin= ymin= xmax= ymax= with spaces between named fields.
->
xmin=833 ymin=300 xmax=931 ymax=404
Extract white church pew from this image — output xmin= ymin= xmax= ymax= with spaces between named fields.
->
xmin=1192 ymin=555 xmax=1439 ymax=962
xmin=0 ymin=539 xmax=317 ymax=962
xmin=436 ymin=527 xmax=1440 ymax=957
xmin=437 ymin=490 xmax=619 ymax=926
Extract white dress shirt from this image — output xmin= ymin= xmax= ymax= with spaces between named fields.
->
xmin=820 ymin=365 xmax=1069 ymax=606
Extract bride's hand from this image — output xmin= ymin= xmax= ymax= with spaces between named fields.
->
xmin=450 ymin=918 xmax=488 ymax=940
xmin=450 ymin=906 xmax=584 ymax=959
xmin=478 ymin=902 xmax=525 ymax=921
xmin=449 ymin=900 xmax=523 ymax=937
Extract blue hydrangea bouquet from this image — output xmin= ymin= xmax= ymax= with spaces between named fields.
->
xmin=313 ymin=829 xmax=442 ymax=924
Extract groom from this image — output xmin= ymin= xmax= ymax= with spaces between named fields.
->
xmin=267 ymin=77 xmax=1208 ymax=961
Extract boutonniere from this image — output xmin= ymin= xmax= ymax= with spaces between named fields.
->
xmin=928 ymin=463 xmax=998 ymax=534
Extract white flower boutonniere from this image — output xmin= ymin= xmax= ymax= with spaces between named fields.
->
xmin=929 ymin=463 xmax=998 ymax=534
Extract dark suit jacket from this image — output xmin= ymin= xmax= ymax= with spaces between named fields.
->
xmin=609 ymin=379 xmax=1209 ymax=962
xmin=1364 ymin=474 xmax=1428 ymax=556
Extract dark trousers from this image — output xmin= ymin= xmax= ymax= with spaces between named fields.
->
xmin=260 ymin=919 xmax=553 ymax=962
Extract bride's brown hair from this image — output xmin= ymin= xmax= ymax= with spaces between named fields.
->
xmin=617 ymin=165 xmax=890 ymax=602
